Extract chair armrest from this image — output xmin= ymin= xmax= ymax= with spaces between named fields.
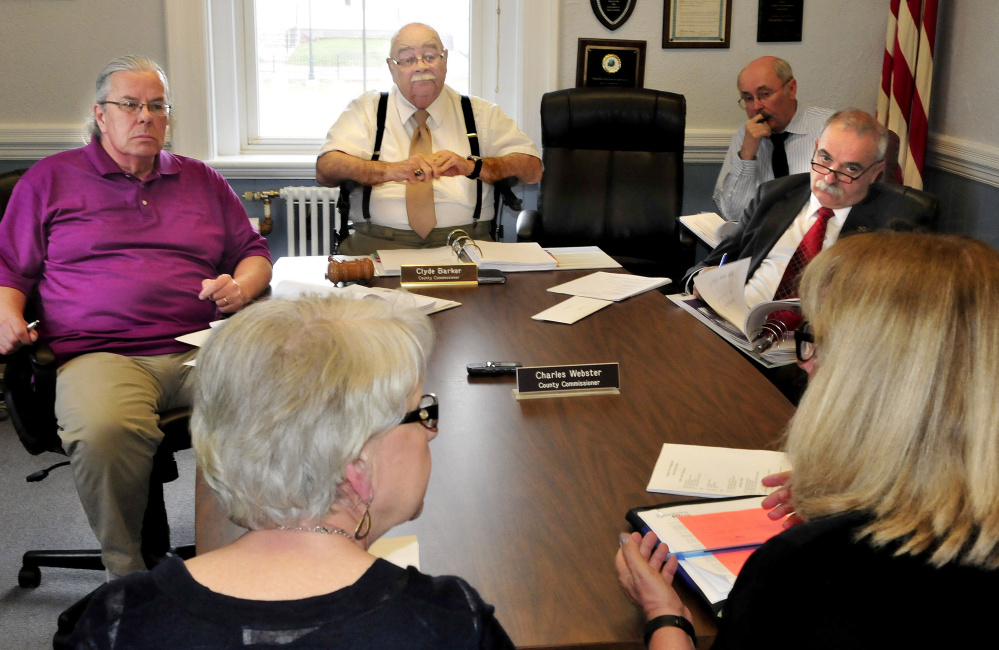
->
xmin=494 ymin=176 xmax=523 ymax=213
xmin=516 ymin=209 xmax=541 ymax=242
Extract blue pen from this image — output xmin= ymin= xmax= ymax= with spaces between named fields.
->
xmin=719 ymin=253 xmax=729 ymax=267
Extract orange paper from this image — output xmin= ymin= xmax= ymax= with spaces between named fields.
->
xmin=677 ymin=507 xmax=785 ymax=551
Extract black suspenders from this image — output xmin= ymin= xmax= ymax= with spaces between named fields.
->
xmin=337 ymin=92 xmax=483 ymax=240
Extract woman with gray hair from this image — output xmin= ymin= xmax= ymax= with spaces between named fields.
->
xmin=71 ymin=294 xmax=514 ymax=649
xmin=617 ymin=232 xmax=999 ymax=649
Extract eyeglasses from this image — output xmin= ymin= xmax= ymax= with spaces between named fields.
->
xmin=810 ymin=157 xmax=880 ymax=185
xmin=390 ymin=51 xmax=446 ymax=69
xmin=737 ymin=78 xmax=792 ymax=109
xmin=400 ymin=393 xmax=438 ymax=431
xmin=100 ymin=100 xmax=171 ymax=116
xmin=794 ymin=321 xmax=816 ymax=363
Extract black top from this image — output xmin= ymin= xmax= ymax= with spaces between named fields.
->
xmin=69 ymin=556 xmax=515 ymax=649
xmin=713 ymin=513 xmax=998 ymax=649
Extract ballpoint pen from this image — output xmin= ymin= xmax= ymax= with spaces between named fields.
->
xmin=26 ymin=320 xmax=40 ymax=331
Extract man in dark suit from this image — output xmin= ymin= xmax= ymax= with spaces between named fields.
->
xmin=684 ymin=110 xmax=934 ymax=299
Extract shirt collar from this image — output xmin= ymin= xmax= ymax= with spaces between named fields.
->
xmin=392 ymin=84 xmax=452 ymax=130
xmin=84 ymin=136 xmax=180 ymax=180
xmin=807 ymin=193 xmax=852 ymax=224
xmin=782 ymin=104 xmax=809 ymax=136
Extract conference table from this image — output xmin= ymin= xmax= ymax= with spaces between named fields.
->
xmin=195 ymin=261 xmax=795 ymax=649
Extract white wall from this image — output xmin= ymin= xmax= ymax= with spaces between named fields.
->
xmin=558 ymin=0 xmax=888 ymax=130
xmin=0 ymin=0 xmax=167 ymax=126
xmin=930 ymin=0 xmax=999 ymax=147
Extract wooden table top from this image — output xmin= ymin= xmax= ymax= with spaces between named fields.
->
xmin=197 ymin=267 xmax=795 ymax=649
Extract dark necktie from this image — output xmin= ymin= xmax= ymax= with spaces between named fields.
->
xmin=770 ymin=131 xmax=790 ymax=178
xmin=406 ymin=109 xmax=437 ymax=238
xmin=769 ymin=207 xmax=835 ymax=331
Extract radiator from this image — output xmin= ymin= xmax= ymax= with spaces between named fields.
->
xmin=279 ymin=186 xmax=341 ymax=257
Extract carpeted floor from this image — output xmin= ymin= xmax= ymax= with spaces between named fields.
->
xmin=0 ymin=412 xmax=196 ymax=648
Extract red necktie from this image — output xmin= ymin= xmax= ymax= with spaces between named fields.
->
xmin=769 ymin=207 xmax=835 ymax=331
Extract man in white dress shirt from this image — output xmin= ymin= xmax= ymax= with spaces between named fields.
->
xmin=713 ymin=56 xmax=833 ymax=222
xmin=316 ymin=23 xmax=542 ymax=254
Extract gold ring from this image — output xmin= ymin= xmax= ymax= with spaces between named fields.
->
xmin=223 ymin=297 xmax=230 ymax=305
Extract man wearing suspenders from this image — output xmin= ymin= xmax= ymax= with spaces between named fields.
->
xmin=316 ymin=23 xmax=542 ymax=254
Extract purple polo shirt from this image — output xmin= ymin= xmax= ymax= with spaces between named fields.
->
xmin=0 ymin=138 xmax=271 ymax=363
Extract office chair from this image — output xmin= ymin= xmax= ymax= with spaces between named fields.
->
xmin=516 ymin=87 xmax=692 ymax=279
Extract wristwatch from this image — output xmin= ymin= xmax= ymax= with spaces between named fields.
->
xmin=466 ymin=155 xmax=483 ymax=180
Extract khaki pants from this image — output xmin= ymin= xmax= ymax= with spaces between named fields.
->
xmin=338 ymin=220 xmax=494 ymax=255
xmin=55 ymin=349 xmax=197 ymax=575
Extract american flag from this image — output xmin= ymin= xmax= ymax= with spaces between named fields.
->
xmin=877 ymin=0 xmax=939 ymax=189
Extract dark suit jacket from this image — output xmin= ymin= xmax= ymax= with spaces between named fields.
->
xmin=683 ymin=173 xmax=936 ymax=287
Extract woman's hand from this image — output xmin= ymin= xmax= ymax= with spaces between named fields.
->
xmin=615 ymin=531 xmax=691 ymax=620
xmin=761 ymin=471 xmax=805 ymax=528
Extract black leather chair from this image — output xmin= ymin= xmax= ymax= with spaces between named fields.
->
xmin=517 ymin=87 xmax=692 ymax=280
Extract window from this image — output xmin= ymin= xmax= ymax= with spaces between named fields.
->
xmin=164 ymin=0 xmax=557 ymax=177
xmin=249 ymin=1 xmax=471 ymax=142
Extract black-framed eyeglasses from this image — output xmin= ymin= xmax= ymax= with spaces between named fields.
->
xmin=400 ymin=393 xmax=438 ymax=431
xmin=737 ymin=78 xmax=792 ymax=109
xmin=390 ymin=51 xmax=447 ymax=69
xmin=794 ymin=321 xmax=816 ymax=363
xmin=100 ymin=100 xmax=171 ymax=116
xmin=810 ymin=150 xmax=880 ymax=185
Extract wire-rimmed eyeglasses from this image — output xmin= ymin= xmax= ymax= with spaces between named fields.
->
xmin=736 ymin=78 xmax=792 ymax=109
xmin=400 ymin=394 xmax=438 ymax=431
xmin=389 ymin=51 xmax=447 ymax=69
xmin=794 ymin=322 xmax=816 ymax=363
xmin=100 ymin=100 xmax=171 ymax=116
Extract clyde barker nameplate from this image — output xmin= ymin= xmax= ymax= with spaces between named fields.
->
xmin=400 ymin=263 xmax=478 ymax=288
xmin=514 ymin=362 xmax=620 ymax=399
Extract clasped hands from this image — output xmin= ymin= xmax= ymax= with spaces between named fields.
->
xmin=390 ymin=151 xmax=476 ymax=184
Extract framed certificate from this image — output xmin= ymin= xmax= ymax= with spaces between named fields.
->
xmin=576 ymin=39 xmax=647 ymax=88
xmin=662 ymin=0 xmax=732 ymax=49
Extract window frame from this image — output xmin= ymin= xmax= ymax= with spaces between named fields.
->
xmin=164 ymin=0 xmax=557 ymax=179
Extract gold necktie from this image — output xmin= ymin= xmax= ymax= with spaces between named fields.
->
xmin=406 ymin=109 xmax=437 ymax=238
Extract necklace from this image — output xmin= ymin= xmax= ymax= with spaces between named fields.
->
xmin=277 ymin=525 xmax=354 ymax=540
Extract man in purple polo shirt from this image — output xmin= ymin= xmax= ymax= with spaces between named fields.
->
xmin=0 ymin=56 xmax=272 ymax=578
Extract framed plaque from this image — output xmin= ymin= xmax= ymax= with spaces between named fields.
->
xmin=662 ymin=0 xmax=732 ymax=49
xmin=576 ymin=38 xmax=647 ymax=88
xmin=757 ymin=0 xmax=804 ymax=42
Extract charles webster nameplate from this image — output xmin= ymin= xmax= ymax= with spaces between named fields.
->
xmin=514 ymin=362 xmax=621 ymax=399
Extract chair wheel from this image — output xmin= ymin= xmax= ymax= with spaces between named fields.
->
xmin=18 ymin=565 xmax=41 ymax=588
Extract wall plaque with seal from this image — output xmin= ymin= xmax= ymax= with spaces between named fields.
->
xmin=590 ymin=0 xmax=637 ymax=31
xmin=514 ymin=362 xmax=621 ymax=400
xmin=576 ymin=38 xmax=647 ymax=89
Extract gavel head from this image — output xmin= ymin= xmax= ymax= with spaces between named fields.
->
xmin=326 ymin=256 xmax=376 ymax=285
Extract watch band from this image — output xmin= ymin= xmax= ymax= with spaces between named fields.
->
xmin=466 ymin=155 xmax=483 ymax=180
xmin=643 ymin=615 xmax=695 ymax=647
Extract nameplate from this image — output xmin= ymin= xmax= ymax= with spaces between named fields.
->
xmin=513 ymin=362 xmax=621 ymax=400
xmin=400 ymin=263 xmax=478 ymax=288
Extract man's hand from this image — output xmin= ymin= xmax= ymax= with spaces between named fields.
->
xmin=0 ymin=314 xmax=37 ymax=354
xmin=384 ymin=155 xmax=440 ymax=183
xmin=739 ymin=113 xmax=774 ymax=161
xmin=199 ymin=275 xmax=245 ymax=315
xmin=761 ymin=471 xmax=805 ymax=528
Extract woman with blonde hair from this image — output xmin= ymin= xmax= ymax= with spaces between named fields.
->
xmin=71 ymin=294 xmax=514 ymax=649
xmin=617 ymin=231 xmax=999 ymax=649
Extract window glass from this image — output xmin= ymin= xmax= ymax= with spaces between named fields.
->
xmin=252 ymin=0 xmax=470 ymax=140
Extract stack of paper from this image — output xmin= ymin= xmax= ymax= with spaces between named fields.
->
xmin=272 ymin=280 xmax=460 ymax=316
xmin=679 ymin=212 xmax=737 ymax=249
xmin=544 ymin=246 xmax=622 ymax=270
xmin=547 ymin=272 xmax=671 ymax=301
xmin=646 ymin=443 xmax=791 ymax=498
